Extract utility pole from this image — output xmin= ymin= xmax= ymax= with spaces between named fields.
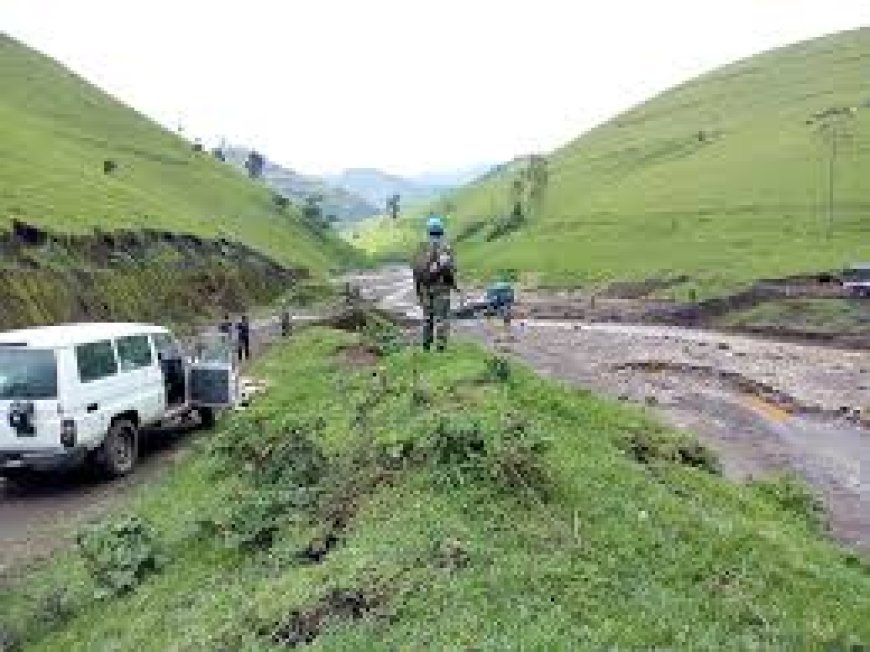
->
xmin=827 ymin=124 xmax=837 ymax=240
xmin=814 ymin=106 xmax=856 ymax=241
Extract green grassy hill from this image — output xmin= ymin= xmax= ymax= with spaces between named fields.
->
xmin=3 ymin=326 xmax=868 ymax=649
xmin=358 ymin=28 xmax=870 ymax=298
xmin=0 ymin=33 xmax=351 ymax=273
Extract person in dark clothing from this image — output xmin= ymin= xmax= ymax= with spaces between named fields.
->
xmin=237 ymin=314 xmax=251 ymax=361
xmin=280 ymin=309 xmax=292 ymax=337
xmin=219 ymin=314 xmax=233 ymax=336
xmin=412 ymin=215 xmax=457 ymax=351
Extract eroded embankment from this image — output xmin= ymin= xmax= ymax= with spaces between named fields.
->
xmin=0 ymin=220 xmax=305 ymax=329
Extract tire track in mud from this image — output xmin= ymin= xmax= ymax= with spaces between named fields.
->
xmin=610 ymin=358 xmax=866 ymax=423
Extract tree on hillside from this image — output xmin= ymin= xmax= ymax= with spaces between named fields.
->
xmin=273 ymin=192 xmax=290 ymax=211
xmin=245 ymin=150 xmax=266 ymax=179
xmin=812 ymin=106 xmax=857 ymax=239
xmin=526 ymin=155 xmax=549 ymax=209
xmin=510 ymin=178 xmax=526 ymax=220
xmin=303 ymin=194 xmax=327 ymax=229
xmin=506 ymin=155 xmax=549 ymax=223
xmin=386 ymin=194 xmax=401 ymax=220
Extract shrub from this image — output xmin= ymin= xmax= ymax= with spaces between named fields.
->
xmin=485 ymin=209 xmax=526 ymax=242
xmin=482 ymin=355 xmax=511 ymax=383
xmin=423 ymin=415 xmax=553 ymax=499
xmin=425 ymin=418 xmax=487 ymax=487
xmin=360 ymin=313 xmax=405 ymax=356
xmin=487 ymin=415 xmax=553 ymax=500
xmin=205 ymin=417 xmax=331 ymax=550
xmin=0 ymin=625 xmax=19 ymax=652
xmin=750 ymin=473 xmax=827 ymax=532
xmin=619 ymin=426 xmax=720 ymax=474
xmin=494 ymin=268 xmax=520 ymax=282
xmin=454 ymin=220 xmax=487 ymax=244
xmin=76 ymin=516 xmax=165 ymax=598
xmin=214 ymin=416 xmax=328 ymax=491
xmin=272 ymin=193 xmax=290 ymax=210
xmin=283 ymin=279 xmax=335 ymax=308
xmin=199 ymin=490 xmax=302 ymax=551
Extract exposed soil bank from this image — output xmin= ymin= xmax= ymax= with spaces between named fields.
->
xmin=0 ymin=220 xmax=305 ymax=330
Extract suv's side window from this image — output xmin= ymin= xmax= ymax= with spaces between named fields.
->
xmin=116 ymin=335 xmax=153 ymax=371
xmin=76 ymin=340 xmax=118 ymax=383
xmin=152 ymin=333 xmax=182 ymax=361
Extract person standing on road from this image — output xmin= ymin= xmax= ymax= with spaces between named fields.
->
xmin=218 ymin=313 xmax=235 ymax=356
xmin=280 ymin=307 xmax=292 ymax=337
xmin=219 ymin=313 xmax=233 ymax=336
xmin=412 ymin=215 xmax=458 ymax=351
xmin=237 ymin=314 xmax=251 ymax=361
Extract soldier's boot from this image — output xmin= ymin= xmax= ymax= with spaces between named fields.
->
xmin=435 ymin=309 xmax=451 ymax=352
xmin=422 ymin=312 xmax=435 ymax=351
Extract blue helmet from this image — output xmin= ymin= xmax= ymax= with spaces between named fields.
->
xmin=426 ymin=215 xmax=444 ymax=236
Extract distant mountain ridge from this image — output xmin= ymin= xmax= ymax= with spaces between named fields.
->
xmin=221 ymin=152 xmax=494 ymax=220
xmin=327 ymin=164 xmax=494 ymax=212
xmin=223 ymin=148 xmax=379 ymax=221
xmin=326 ymin=168 xmax=441 ymax=210
xmin=409 ymin=163 xmax=493 ymax=189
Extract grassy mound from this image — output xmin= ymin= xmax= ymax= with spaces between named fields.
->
xmin=0 ymin=33 xmax=352 ymax=274
xmin=2 ymin=327 xmax=868 ymax=649
xmin=357 ymin=28 xmax=870 ymax=297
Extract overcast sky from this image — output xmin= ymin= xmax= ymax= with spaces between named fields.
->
xmin=2 ymin=1 xmax=869 ymax=176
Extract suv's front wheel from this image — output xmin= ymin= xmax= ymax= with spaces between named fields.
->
xmin=98 ymin=419 xmax=138 ymax=478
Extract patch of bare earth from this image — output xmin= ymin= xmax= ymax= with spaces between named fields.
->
xmin=267 ymin=587 xmax=386 ymax=648
xmin=337 ymin=344 xmax=381 ymax=368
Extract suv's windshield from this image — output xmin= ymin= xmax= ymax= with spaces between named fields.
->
xmin=0 ymin=347 xmax=58 ymax=400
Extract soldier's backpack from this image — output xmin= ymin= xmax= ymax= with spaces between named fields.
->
xmin=412 ymin=240 xmax=455 ymax=289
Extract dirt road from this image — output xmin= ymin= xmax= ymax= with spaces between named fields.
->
xmin=0 ymin=429 xmax=195 ymax=580
xmin=353 ymin=267 xmax=870 ymax=551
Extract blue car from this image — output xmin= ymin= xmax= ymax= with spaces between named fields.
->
xmin=484 ymin=282 xmax=515 ymax=316
xmin=452 ymin=282 xmax=515 ymax=319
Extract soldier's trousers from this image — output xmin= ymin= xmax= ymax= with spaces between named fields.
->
xmin=422 ymin=290 xmax=451 ymax=350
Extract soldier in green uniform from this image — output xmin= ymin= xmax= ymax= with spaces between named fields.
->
xmin=412 ymin=215 xmax=457 ymax=351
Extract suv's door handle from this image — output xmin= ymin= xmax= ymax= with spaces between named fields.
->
xmin=87 ymin=403 xmax=99 ymax=413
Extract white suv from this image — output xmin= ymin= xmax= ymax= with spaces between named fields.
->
xmin=0 ymin=322 xmax=237 ymax=478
